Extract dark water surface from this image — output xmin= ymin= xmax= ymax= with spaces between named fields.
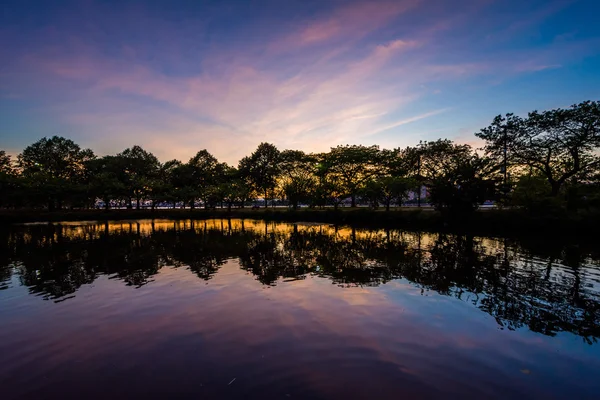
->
xmin=1 ymin=219 xmax=599 ymax=399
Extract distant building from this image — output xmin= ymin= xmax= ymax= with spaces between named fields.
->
xmin=406 ymin=186 xmax=428 ymax=201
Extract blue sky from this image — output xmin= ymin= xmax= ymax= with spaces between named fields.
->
xmin=1 ymin=0 xmax=599 ymax=164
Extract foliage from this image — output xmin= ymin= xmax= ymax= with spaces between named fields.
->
xmin=510 ymin=173 xmax=558 ymax=212
xmin=240 ymin=143 xmax=280 ymax=208
xmin=86 ymin=156 xmax=127 ymax=209
xmin=477 ymin=100 xmax=600 ymax=197
xmin=321 ymin=145 xmax=381 ymax=207
xmin=17 ymin=136 xmax=95 ymax=210
xmin=0 ymin=151 xmax=17 ymax=207
xmin=279 ymin=150 xmax=317 ymax=209
xmin=187 ymin=150 xmax=220 ymax=208
xmin=417 ymin=140 xmax=498 ymax=215
xmin=361 ymin=176 xmax=414 ymax=210
xmin=0 ymin=150 xmax=13 ymax=175
xmin=118 ymin=145 xmax=160 ymax=209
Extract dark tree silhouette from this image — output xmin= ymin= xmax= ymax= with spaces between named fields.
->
xmin=477 ymin=101 xmax=600 ymax=197
xmin=18 ymin=136 xmax=95 ymax=210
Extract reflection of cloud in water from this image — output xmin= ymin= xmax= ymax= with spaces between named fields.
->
xmin=2 ymin=219 xmax=600 ymax=344
xmin=1 ymin=249 xmax=600 ymax=398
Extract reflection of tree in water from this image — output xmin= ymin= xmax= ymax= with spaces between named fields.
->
xmin=7 ymin=224 xmax=96 ymax=300
xmin=155 ymin=220 xmax=252 ymax=280
xmin=238 ymin=223 xmax=312 ymax=285
xmin=0 ymin=226 xmax=14 ymax=289
xmin=418 ymin=235 xmax=600 ymax=343
xmin=1 ymin=219 xmax=599 ymax=342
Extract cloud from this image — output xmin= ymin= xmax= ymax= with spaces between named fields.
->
xmin=2 ymin=0 xmax=597 ymax=164
xmin=17 ymin=25 xmax=430 ymax=161
xmin=270 ymin=0 xmax=420 ymax=51
xmin=365 ymin=108 xmax=451 ymax=137
xmin=515 ymin=63 xmax=562 ymax=72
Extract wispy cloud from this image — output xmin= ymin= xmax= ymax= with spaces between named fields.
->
xmin=1 ymin=0 xmax=597 ymax=164
xmin=366 ymin=108 xmax=451 ymax=137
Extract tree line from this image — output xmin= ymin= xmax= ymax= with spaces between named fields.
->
xmin=1 ymin=100 xmax=599 ymax=215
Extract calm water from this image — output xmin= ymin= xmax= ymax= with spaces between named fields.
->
xmin=1 ymin=220 xmax=599 ymax=399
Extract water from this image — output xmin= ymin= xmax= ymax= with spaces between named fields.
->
xmin=0 ymin=219 xmax=599 ymax=399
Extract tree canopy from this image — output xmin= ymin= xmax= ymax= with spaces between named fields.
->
xmin=476 ymin=101 xmax=600 ymax=196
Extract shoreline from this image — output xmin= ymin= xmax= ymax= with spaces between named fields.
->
xmin=1 ymin=207 xmax=599 ymax=238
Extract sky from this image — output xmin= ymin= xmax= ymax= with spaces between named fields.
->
xmin=1 ymin=0 xmax=599 ymax=165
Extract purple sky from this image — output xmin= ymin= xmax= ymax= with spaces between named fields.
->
xmin=1 ymin=0 xmax=599 ymax=164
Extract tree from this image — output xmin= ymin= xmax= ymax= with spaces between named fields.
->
xmin=361 ymin=176 xmax=413 ymax=211
xmin=229 ymin=166 xmax=255 ymax=209
xmin=511 ymin=172 xmax=558 ymax=213
xmin=18 ymin=136 xmax=95 ymax=210
xmin=322 ymin=145 xmax=380 ymax=207
xmin=187 ymin=150 xmax=220 ymax=209
xmin=86 ymin=156 xmax=126 ymax=209
xmin=476 ymin=101 xmax=600 ymax=197
xmin=313 ymin=154 xmax=345 ymax=209
xmin=365 ymin=148 xmax=415 ymax=211
xmin=243 ymin=143 xmax=281 ymax=208
xmin=279 ymin=150 xmax=317 ymax=209
xmin=393 ymin=146 xmax=426 ymax=206
xmin=418 ymin=140 xmax=498 ymax=215
xmin=170 ymin=162 xmax=196 ymax=209
xmin=153 ymin=159 xmax=182 ymax=209
xmin=212 ymin=165 xmax=249 ymax=211
xmin=0 ymin=150 xmax=13 ymax=174
xmin=0 ymin=150 xmax=16 ymax=208
xmin=117 ymin=146 xmax=160 ymax=209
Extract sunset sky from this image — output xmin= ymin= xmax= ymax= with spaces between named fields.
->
xmin=1 ymin=0 xmax=599 ymax=165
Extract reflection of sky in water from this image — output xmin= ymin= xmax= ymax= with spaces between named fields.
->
xmin=1 ymin=220 xmax=599 ymax=399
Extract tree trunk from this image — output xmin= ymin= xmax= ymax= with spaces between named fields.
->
xmin=190 ymin=199 xmax=195 ymax=209
xmin=550 ymin=181 xmax=561 ymax=197
xmin=104 ymin=197 xmax=110 ymax=210
xmin=265 ymin=189 xmax=268 ymax=209
xmin=136 ymin=198 xmax=140 ymax=210
xmin=386 ymin=198 xmax=390 ymax=212
xmin=351 ymin=194 xmax=356 ymax=208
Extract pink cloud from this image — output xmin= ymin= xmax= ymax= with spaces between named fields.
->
xmin=5 ymin=0 xmax=593 ymax=164
xmin=270 ymin=0 xmax=420 ymax=51
xmin=16 ymin=38 xmax=558 ymax=163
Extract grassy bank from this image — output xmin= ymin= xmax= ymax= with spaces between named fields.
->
xmin=1 ymin=207 xmax=599 ymax=238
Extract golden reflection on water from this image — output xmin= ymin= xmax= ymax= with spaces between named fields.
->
xmin=19 ymin=218 xmax=442 ymax=246
xmin=15 ymin=219 xmax=508 ymax=264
